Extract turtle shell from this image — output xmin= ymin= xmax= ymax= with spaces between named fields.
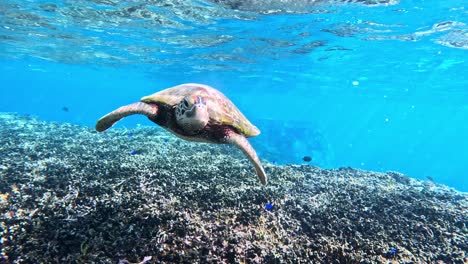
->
xmin=141 ymin=83 xmax=260 ymax=137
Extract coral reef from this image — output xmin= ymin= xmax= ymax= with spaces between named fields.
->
xmin=0 ymin=113 xmax=466 ymax=263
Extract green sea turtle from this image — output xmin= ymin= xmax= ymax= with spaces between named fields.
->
xmin=95 ymin=83 xmax=267 ymax=185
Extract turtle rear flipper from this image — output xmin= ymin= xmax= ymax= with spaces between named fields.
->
xmin=96 ymin=102 xmax=159 ymax=132
xmin=224 ymin=129 xmax=267 ymax=185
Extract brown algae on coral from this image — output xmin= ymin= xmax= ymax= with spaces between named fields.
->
xmin=0 ymin=113 xmax=467 ymax=263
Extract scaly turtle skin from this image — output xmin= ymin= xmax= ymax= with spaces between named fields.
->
xmin=95 ymin=83 xmax=267 ymax=185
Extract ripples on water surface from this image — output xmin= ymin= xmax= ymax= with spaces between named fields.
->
xmin=1 ymin=0 xmax=466 ymax=72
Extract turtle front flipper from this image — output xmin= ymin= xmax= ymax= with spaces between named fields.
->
xmin=224 ymin=129 xmax=267 ymax=185
xmin=95 ymin=102 xmax=158 ymax=132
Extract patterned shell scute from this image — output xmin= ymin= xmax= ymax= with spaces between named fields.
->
xmin=141 ymin=83 xmax=260 ymax=137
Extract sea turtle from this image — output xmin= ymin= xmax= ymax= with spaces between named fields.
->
xmin=95 ymin=83 xmax=267 ymax=185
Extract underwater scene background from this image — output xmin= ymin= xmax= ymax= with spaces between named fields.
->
xmin=0 ymin=0 xmax=467 ymax=263
xmin=1 ymin=0 xmax=467 ymax=192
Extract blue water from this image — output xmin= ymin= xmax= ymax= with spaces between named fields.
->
xmin=1 ymin=0 xmax=467 ymax=191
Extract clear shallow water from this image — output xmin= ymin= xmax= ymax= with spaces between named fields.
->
xmin=0 ymin=0 xmax=467 ymax=191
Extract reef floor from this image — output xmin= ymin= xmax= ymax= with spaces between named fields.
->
xmin=0 ymin=113 xmax=466 ymax=263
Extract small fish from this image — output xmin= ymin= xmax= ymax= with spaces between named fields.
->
xmin=162 ymin=138 xmax=169 ymax=142
xmin=130 ymin=151 xmax=138 ymax=155
xmin=302 ymin=156 xmax=312 ymax=162
xmin=62 ymin=107 xmax=69 ymax=112
xmin=127 ymin=133 xmax=134 ymax=137
xmin=264 ymin=203 xmax=274 ymax=211
xmin=386 ymin=247 xmax=398 ymax=258
xmin=426 ymin=175 xmax=434 ymax=182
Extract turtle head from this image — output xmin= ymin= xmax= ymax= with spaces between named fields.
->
xmin=175 ymin=95 xmax=209 ymax=134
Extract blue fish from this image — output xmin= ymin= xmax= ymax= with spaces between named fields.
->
xmin=130 ymin=150 xmax=138 ymax=155
xmin=386 ymin=247 xmax=398 ymax=257
xmin=127 ymin=133 xmax=134 ymax=137
xmin=264 ymin=203 xmax=274 ymax=210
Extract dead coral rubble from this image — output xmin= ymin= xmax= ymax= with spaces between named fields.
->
xmin=0 ymin=113 xmax=467 ymax=263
